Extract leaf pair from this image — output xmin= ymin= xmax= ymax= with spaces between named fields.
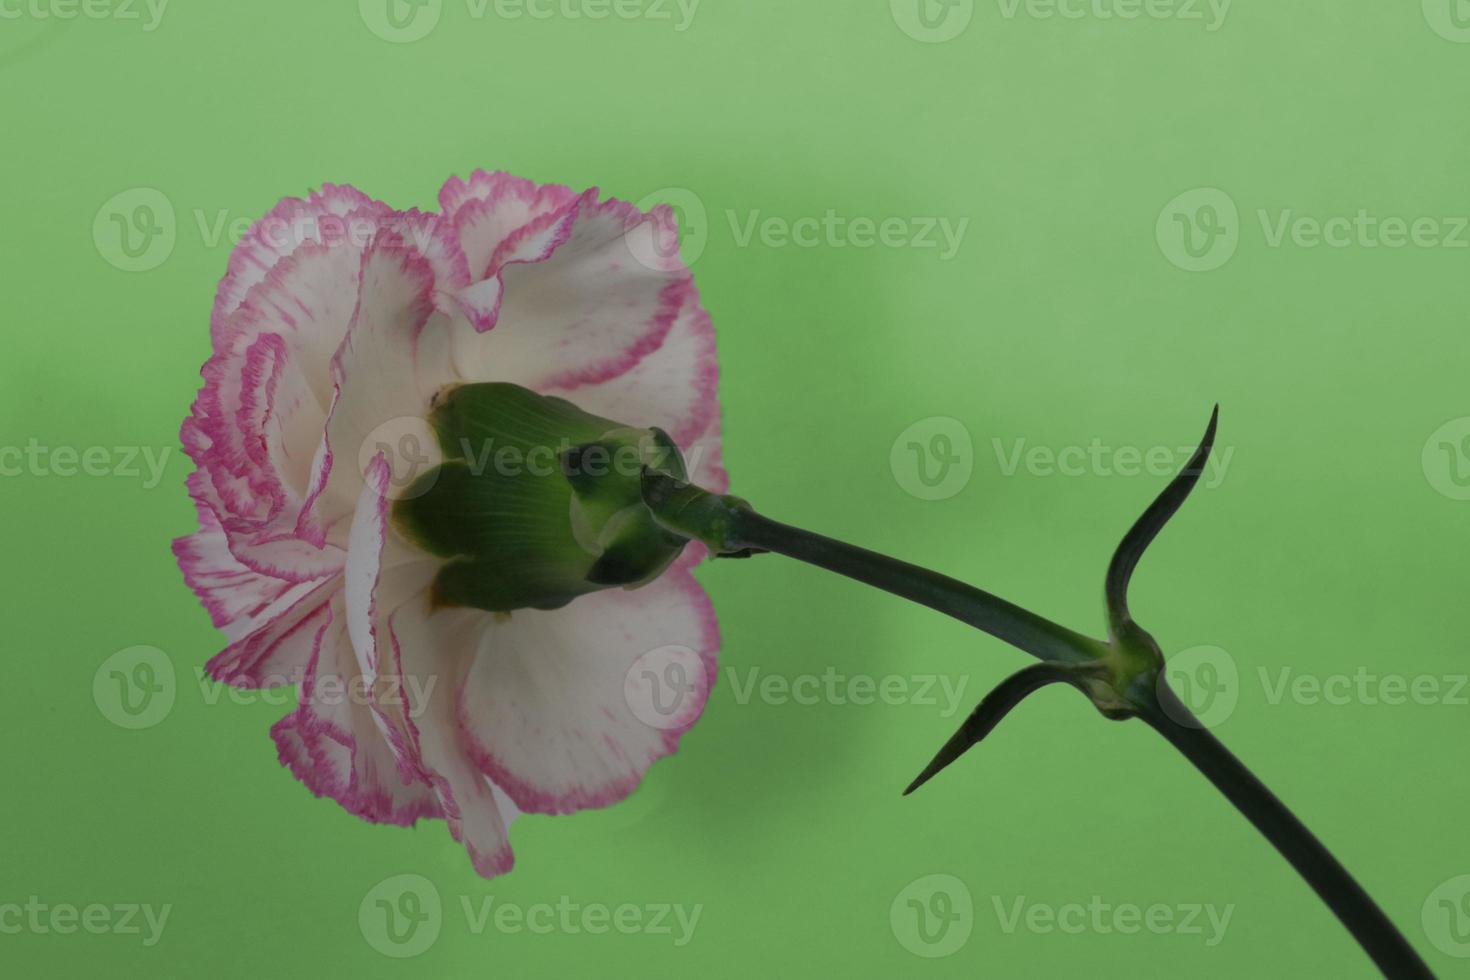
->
xmin=905 ymin=407 xmax=1220 ymax=796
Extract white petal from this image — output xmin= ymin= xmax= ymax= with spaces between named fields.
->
xmin=453 ymin=570 xmax=720 ymax=815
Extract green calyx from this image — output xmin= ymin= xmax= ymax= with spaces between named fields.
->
xmin=639 ymin=470 xmax=756 ymax=555
xmin=391 ymin=383 xmax=693 ymax=613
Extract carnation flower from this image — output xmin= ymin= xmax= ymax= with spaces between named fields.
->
xmin=171 ymin=173 xmax=1438 ymax=978
xmin=175 ymin=173 xmax=725 ymax=877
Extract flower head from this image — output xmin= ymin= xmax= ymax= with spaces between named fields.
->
xmin=175 ymin=173 xmax=725 ymax=877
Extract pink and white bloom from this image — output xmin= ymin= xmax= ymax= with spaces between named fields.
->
xmin=174 ymin=173 xmax=725 ymax=877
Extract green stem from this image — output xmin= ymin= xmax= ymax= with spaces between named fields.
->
xmin=717 ymin=504 xmax=1432 ymax=979
xmin=725 ymin=508 xmax=1107 ymax=667
xmin=1144 ymin=682 xmax=1431 ymax=979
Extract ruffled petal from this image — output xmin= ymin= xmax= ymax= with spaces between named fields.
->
xmin=439 ymin=170 xmax=579 ymax=280
xmin=172 ymin=481 xmax=297 ymax=641
xmin=203 ymin=576 xmax=339 ymax=689
xmin=271 ymin=595 xmax=442 ymax=826
xmin=185 ymin=242 xmax=371 ymax=584
xmin=389 ymin=598 xmax=522 ymax=877
xmin=213 ymin=184 xmax=390 ymax=340
xmin=190 ymin=202 xmax=470 ymax=574
xmin=454 ymin=568 xmax=720 ymax=816
xmin=301 ymin=229 xmax=462 ymax=545
xmin=449 ymin=193 xmax=693 ymax=393
xmin=183 ymin=439 xmax=344 ymax=581
xmin=346 ymin=456 xmax=520 ymax=877
xmin=543 ymin=279 xmax=723 ymax=475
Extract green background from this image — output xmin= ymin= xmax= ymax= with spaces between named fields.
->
xmin=4 ymin=1 xmax=1470 ymax=975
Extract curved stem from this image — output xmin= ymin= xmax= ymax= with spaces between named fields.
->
xmin=713 ymin=503 xmax=1432 ymax=978
xmin=725 ymin=507 xmax=1106 ymax=666
xmin=1143 ymin=682 xmax=1432 ymax=978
